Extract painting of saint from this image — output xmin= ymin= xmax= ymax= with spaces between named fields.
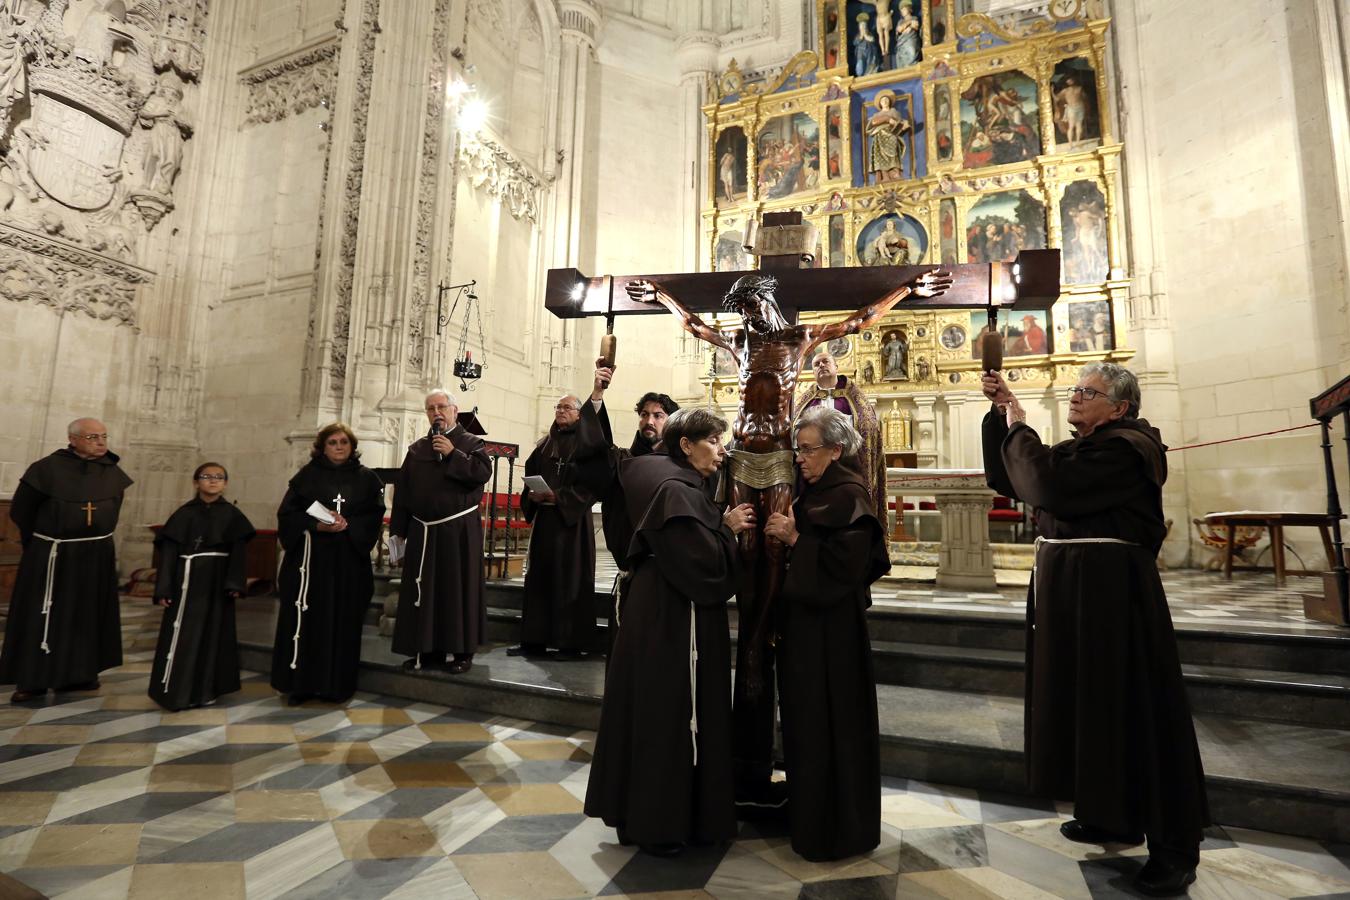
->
xmin=829 ymin=214 xmax=846 ymax=267
xmin=881 ymin=328 xmax=910 ymax=381
xmin=964 ymin=189 xmax=1045 ymax=264
xmin=999 ymin=310 xmax=1050 ymax=358
xmin=826 ymin=106 xmax=844 ymax=179
xmin=862 ymin=360 xmax=876 ymax=384
xmin=960 ymin=71 xmax=1041 ymax=168
xmin=866 ymin=90 xmax=912 ymax=184
xmin=1066 ymin=300 xmax=1113 ymax=352
xmin=715 ymin=126 xmax=748 ymax=204
xmin=938 ymin=198 xmax=957 ymax=265
xmin=857 ymin=212 xmax=928 ymax=266
xmin=715 ymin=227 xmax=748 ymax=272
xmin=1060 ymin=180 xmax=1108 ymax=283
xmin=939 ymin=324 xmax=966 ymax=351
xmin=1052 ymin=58 xmax=1101 ymax=147
xmin=756 ymin=112 xmax=820 ymax=200
xmin=933 ymin=83 xmax=953 ymax=163
xmin=930 ymin=0 xmax=947 ymax=44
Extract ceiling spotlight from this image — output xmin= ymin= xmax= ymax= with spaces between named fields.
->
xmin=459 ymin=97 xmax=489 ymax=134
xmin=570 ymin=283 xmax=585 ymax=301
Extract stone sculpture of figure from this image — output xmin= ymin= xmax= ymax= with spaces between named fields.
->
xmin=860 ymin=0 xmax=893 ymax=61
xmin=865 ymin=219 xmax=908 ymax=266
xmin=893 ymin=2 xmax=921 ymax=68
xmin=0 ymin=7 xmax=26 ymax=131
xmin=883 ymin=331 xmax=908 ymax=379
xmin=853 ymin=14 xmax=881 ymax=77
xmin=139 ymin=80 xmax=189 ymax=195
xmin=627 ymin=265 xmax=950 ymax=805
xmin=866 ymin=93 xmax=908 ymax=183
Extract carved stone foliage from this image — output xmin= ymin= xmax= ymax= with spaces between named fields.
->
xmin=328 ymin=0 xmax=380 ymax=400
xmin=240 ymin=41 xmax=339 ymax=127
xmin=407 ymin=0 xmax=453 ymax=374
xmin=459 ymin=136 xmax=543 ymax=223
xmin=0 ymin=225 xmax=150 ymax=326
xmin=0 ymin=0 xmax=210 ymax=327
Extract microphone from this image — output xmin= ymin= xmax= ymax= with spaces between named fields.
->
xmin=431 ymin=420 xmax=445 ymax=462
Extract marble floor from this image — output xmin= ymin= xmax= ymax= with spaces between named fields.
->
xmin=2 ymin=599 xmax=1350 ymax=898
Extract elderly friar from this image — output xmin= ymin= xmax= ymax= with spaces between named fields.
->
xmin=513 ymin=393 xmax=611 ymax=659
xmin=981 ymin=362 xmax=1209 ymax=897
xmin=148 ymin=463 xmax=255 ymax=712
xmin=271 ymin=423 xmax=385 ymax=704
xmin=1 ymin=418 xmax=133 ymax=703
xmin=764 ymin=407 xmax=890 ymax=861
xmin=389 ymin=391 xmax=492 ymax=673
xmin=585 ymin=408 xmax=754 ymax=856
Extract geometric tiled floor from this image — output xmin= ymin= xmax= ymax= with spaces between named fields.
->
xmin=3 ymin=599 xmax=1350 ymax=898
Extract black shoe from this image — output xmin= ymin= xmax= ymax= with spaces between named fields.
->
xmin=1133 ymin=857 xmax=1197 ymax=896
xmin=1059 ymin=819 xmax=1144 ymax=845
xmin=506 ymin=644 xmax=545 ymax=657
xmin=447 ymin=656 xmax=473 ymax=675
xmin=639 ymin=843 xmax=683 ymax=858
xmin=287 ymin=693 xmax=311 ymax=707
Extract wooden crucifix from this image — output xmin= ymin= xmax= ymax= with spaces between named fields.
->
xmin=543 ymin=210 xmax=1059 ymax=787
xmin=82 ymin=502 xmax=96 ymax=527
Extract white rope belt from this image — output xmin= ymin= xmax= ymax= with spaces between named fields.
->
xmin=688 ymin=604 xmax=699 ymax=766
xmin=412 ymin=506 xmax=478 ymax=609
xmin=32 ymin=532 xmax=113 ymax=655
xmin=290 ymin=531 xmax=313 ymax=670
xmin=1032 ymin=536 xmax=1140 ymax=612
xmin=611 ymin=573 xmax=624 ymax=628
xmin=161 ymin=551 xmax=228 ymax=689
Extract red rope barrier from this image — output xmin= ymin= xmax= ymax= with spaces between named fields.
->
xmin=1166 ymin=422 xmax=1319 ymax=452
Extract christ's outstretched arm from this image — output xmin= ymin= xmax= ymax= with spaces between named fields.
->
xmin=806 ymin=268 xmax=951 ymax=357
xmin=626 ymin=279 xmax=734 ymax=353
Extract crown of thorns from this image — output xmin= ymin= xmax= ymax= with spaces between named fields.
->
xmin=722 ymin=274 xmax=779 ymax=313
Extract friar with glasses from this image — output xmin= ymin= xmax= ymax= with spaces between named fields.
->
xmin=513 ymin=393 xmax=611 ymax=659
xmin=580 ymin=356 xmax=680 ymax=651
xmin=764 ymin=406 xmax=889 ymax=861
xmin=1 ymin=418 xmax=133 ymax=703
xmin=585 ymin=407 xmax=755 ymax=856
xmin=981 ymin=362 xmax=1209 ymax=897
xmin=389 ymin=390 xmax=492 ymax=674
xmin=148 ymin=463 xmax=255 ymax=712
xmin=271 ymin=423 xmax=385 ymax=704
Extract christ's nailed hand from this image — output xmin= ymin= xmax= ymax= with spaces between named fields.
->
xmin=625 ymin=280 xmax=658 ymax=303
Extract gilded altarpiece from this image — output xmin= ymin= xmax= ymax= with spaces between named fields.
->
xmin=700 ymin=0 xmax=1132 ymax=437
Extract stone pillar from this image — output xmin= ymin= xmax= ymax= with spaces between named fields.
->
xmin=675 ymin=32 xmax=719 ymax=272
xmin=912 ymin=392 xmax=939 ymax=458
xmin=944 ymin=393 xmax=970 ymax=468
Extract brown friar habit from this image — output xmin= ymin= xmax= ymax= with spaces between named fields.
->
xmin=778 ymin=458 xmax=889 ymax=861
xmin=0 ymin=448 xmax=132 ymax=691
xmin=271 ymin=458 xmax=386 ymax=701
xmin=983 ymin=410 xmax=1209 ymax=862
xmin=520 ymin=416 xmax=610 ymax=651
xmin=148 ymin=498 xmax=255 ymax=711
xmin=390 ymin=424 xmax=492 ymax=659
xmin=584 ymin=453 xmax=739 ymax=845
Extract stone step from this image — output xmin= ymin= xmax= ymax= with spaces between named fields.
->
xmin=478 ymin=605 xmax=1350 ymax=729
xmin=233 ymin=635 xmax=1350 ymax=845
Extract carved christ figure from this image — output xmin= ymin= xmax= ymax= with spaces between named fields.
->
xmin=627 ymin=268 xmax=950 ymax=698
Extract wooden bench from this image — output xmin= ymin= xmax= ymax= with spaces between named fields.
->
xmin=1202 ymin=511 xmax=1341 ymax=588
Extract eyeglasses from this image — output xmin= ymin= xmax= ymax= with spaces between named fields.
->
xmin=75 ymin=433 xmax=108 ymax=441
xmin=1068 ymin=387 xmax=1109 ymax=401
xmin=554 ymin=404 xmax=578 ymax=412
xmin=196 ymin=474 xmax=227 ymax=482
xmin=794 ymin=443 xmax=827 ymax=456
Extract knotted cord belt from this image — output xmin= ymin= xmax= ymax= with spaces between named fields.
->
xmin=409 ymin=506 xmax=478 ymax=671
xmin=1031 ymin=536 xmax=1141 ymax=614
xmin=161 ymin=551 xmax=228 ymax=690
xmin=289 ymin=531 xmax=313 ymax=670
xmin=32 ymin=532 xmax=113 ymax=655
xmin=725 ymin=449 xmax=795 ymax=490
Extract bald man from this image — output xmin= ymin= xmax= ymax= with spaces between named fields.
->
xmin=513 ymin=394 xmax=611 ymax=659
xmin=1 ymin=418 xmax=133 ymax=702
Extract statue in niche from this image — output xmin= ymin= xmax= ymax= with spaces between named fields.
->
xmin=893 ymin=2 xmax=921 ymax=68
xmin=866 ymin=91 xmax=909 ymax=184
xmin=852 ymin=13 xmax=881 ymax=77
xmin=881 ymin=328 xmax=910 ymax=381
xmin=138 ymin=77 xmax=190 ymax=195
xmin=859 ymin=1 xmax=893 ymax=62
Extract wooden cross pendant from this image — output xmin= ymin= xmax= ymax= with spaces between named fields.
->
xmin=332 ymin=494 xmax=345 ymax=516
xmin=82 ymin=501 xmax=96 ymax=527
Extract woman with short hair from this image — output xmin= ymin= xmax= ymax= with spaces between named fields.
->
xmin=765 ymin=406 xmax=890 ymax=861
xmin=585 ymin=407 xmax=755 ymax=856
xmin=271 ymin=423 xmax=385 ymax=705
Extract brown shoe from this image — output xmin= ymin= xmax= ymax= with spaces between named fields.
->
xmin=10 ymin=688 xmax=43 ymax=703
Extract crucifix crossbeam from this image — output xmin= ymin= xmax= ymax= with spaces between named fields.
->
xmin=545 ymin=251 xmax=1061 ymax=324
